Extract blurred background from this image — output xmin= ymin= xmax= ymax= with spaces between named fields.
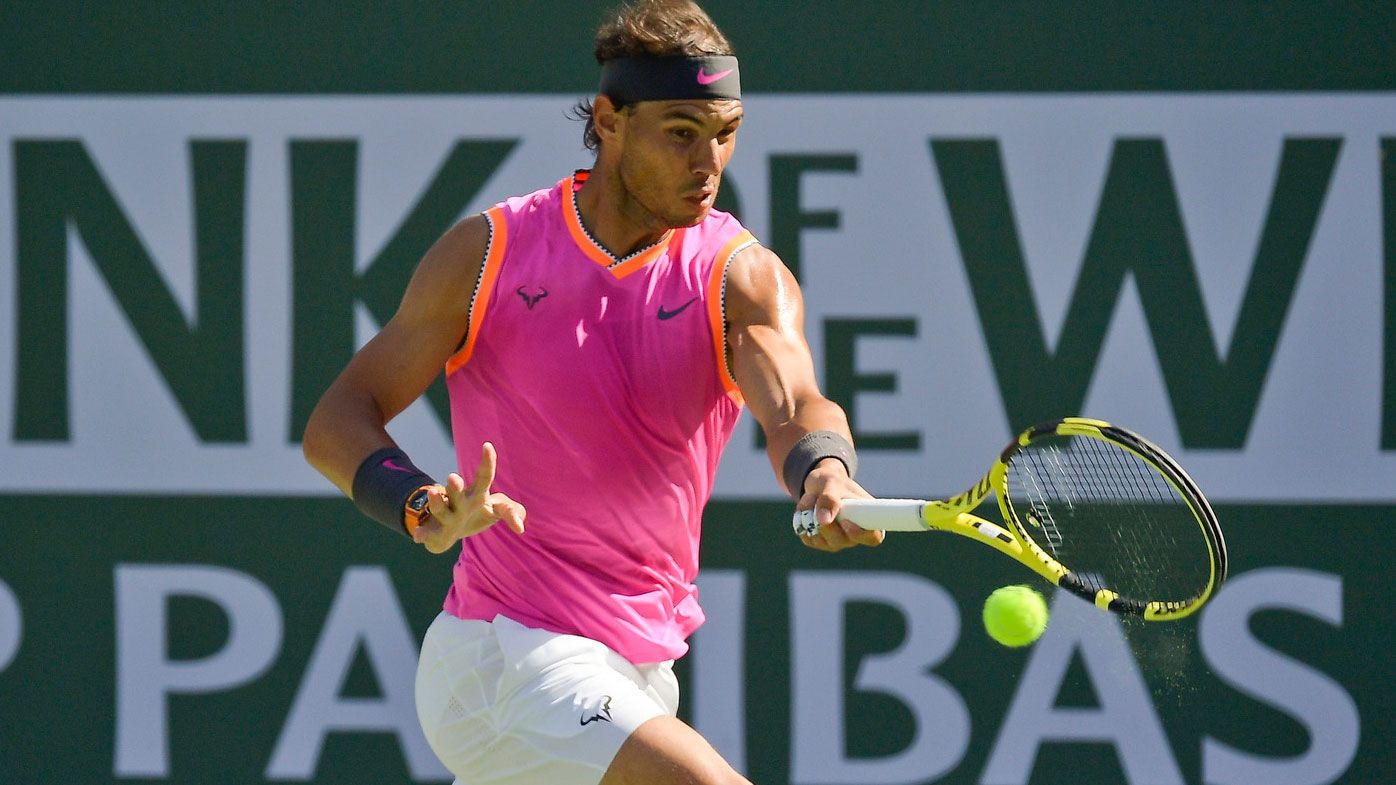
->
xmin=2 ymin=2 xmax=1393 ymax=783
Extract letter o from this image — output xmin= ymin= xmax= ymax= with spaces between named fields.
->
xmin=0 ymin=579 xmax=22 ymax=673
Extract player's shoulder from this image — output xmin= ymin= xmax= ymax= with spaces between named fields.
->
xmin=726 ymin=241 xmax=786 ymax=289
xmin=706 ymin=206 xmax=776 ymax=278
xmin=722 ymin=238 xmax=797 ymax=327
xmin=413 ymin=212 xmax=492 ymax=286
xmin=498 ymin=183 xmax=562 ymax=216
xmin=491 ymin=177 xmax=571 ymax=227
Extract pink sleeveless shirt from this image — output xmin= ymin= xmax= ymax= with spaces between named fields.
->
xmin=441 ymin=172 xmax=756 ymax=663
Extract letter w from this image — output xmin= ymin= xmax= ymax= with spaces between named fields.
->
xmin=931 ymin=137 xmax=1339 ymax=448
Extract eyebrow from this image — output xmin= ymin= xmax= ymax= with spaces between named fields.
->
xmin=659 ymin=107 xmax=744 ymax=125
xmin=660 ymin=108 xmax=706 ymax=122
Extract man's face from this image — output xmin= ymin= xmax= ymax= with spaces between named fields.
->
xmin=612 ymin=98 xmax=743 ymax=229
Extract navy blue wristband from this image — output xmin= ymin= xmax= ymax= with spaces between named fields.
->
xmin=351 ymin=447 xmax=437 ymax=536
xmin=781 ymin=431 xmax=858 ymax=498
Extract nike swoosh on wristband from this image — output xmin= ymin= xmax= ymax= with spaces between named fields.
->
xmin=381 ymin=459 xmax=414 ymax=473
xmin=696 ymin=67 xmax=733 ymax=85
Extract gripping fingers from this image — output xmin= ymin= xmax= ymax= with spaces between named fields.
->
xmin=847 ymin=519 xmax=885 ymax=547
xmin=793 ymin=510 xmax=848 ymax=551
xmin=791 ymin=508 xmax=883 ymax=551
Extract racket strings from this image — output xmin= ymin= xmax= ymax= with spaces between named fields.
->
xmin=1005 ymin=435 xmax=1209 ymax=605
xmin=1017 ymin=453 xmax=1065 ymax=549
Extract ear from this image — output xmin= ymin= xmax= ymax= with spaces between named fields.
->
xmin=593 ymin=94 xmax=626 ymax=145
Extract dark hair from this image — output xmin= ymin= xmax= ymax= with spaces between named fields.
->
xmin=572 ymin=0 xmax=735 ymax=152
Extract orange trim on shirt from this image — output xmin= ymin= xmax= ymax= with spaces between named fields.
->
xmin=706 ymin=230 xmax=756 ymax=405
xmin=562 ymin=172 xmax=674 ymax=278
xmin=608 ymin=240 xmax=675 ymax=278
xmin=445 ymin=206 xmax=508 ymax=375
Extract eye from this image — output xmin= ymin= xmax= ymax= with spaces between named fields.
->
xmin=670 ymin=127 xmax=695 ymax=142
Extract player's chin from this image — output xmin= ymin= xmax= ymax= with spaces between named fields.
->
xmin=671 ymin=195 xmax=715 ymax=226
xmin=668 ymin=206 xmax=709 ymax=227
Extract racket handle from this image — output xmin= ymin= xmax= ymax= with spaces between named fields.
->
xmin=791 ymin=498 xmax=932 ymax=536
xmin=788 ymin=498 xmax=930 ymax=536
xmin=838 ymin=498 xmax=930 ymax=531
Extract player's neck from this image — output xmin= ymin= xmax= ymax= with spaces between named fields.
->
xmin=574 ymin=168 xmax=670 ymax=258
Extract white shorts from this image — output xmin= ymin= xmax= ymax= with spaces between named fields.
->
xmin=415 ymin=612 xmax=679 ymax=785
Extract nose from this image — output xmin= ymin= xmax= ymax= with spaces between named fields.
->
xmin=691 ymin=138 xmax=722 ymax=177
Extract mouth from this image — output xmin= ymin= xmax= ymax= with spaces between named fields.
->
xmin=684 ymin=188 xmax=716 ymax=209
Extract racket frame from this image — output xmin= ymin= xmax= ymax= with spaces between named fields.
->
xmin=803 ymin=417 xmax=1227 ymax=621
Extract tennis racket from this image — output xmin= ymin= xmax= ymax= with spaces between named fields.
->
xmin=792 ymin=417 xmax=1227 ymax=621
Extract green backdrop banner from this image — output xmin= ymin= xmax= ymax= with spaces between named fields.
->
xmin=0 ymin=498 xmax=1388 ymax=784
xmin=5 ymin=94 xmax=1395 ymax=500
xmin=3 ymin=3 xmax=1395 ymax=783
xmin=3 ymin=3 xmax=1394 ymax=93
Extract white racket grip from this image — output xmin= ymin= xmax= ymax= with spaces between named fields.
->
xmin=839 ymin=498 xmax=931 ymax=531
xmin=791 ymin=498 xmax=930 ymax=536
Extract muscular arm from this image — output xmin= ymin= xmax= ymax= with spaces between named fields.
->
xmin=301 ymin=214 xmax=488 ymax=494
xmin=302 ymin=213 xmax=524 ymax=552
xmin=724 ymin=244 xmax=881 ymax=550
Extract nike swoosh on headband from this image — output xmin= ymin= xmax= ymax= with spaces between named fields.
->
xmin=696 ymin=67 xmax=734 ymax=85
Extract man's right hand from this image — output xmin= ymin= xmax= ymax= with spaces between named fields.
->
xmin=411 ymin=442 xmax=526 ymax=554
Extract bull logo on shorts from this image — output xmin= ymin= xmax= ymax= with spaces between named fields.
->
xmin=579 ymin=695 xmax=613 ymax=726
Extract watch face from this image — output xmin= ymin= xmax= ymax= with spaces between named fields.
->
xmin=408 ymin=491 xmax=429 ymax=512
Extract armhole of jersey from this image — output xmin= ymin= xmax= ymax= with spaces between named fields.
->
xmin=706 ymin=229 xmax=757 ymax=405
xmin=445 ymin=206 xmax=508 ymax=375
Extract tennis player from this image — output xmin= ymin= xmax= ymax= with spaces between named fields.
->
xmin=303 ymin=1 xmax=881 ymax=783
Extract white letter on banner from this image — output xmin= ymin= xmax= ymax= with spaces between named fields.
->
xmin=1201 ymin=569 xmax=1358 ymax=785
xmin=982 ymin=592 xmax=1182 ymax=785
xmin=691 ymin=569 xmax=747 ymax=773
xmin=0 ymin=578 xmax=21 ymax=673
xmin=114 ymin=564 xmax=283 ymax=777
xmin=266 ymin=566 xmax=449 ymax=781
xmin=790 ymin=571 xmax=968 ymax=785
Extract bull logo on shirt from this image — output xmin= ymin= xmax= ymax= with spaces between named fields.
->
xmin=516 ymin=286 xmax=549 ymax=309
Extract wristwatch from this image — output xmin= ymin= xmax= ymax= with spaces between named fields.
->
xmin=404 ymin=486 xmax=433 ymax=536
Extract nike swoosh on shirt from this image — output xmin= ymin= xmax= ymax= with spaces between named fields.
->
xmin=657 ymin=296 xmax=699 ymax=320
xmin=696 ymin=67 xmax=733 ymax=85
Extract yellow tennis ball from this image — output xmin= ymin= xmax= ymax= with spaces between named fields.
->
xmin=982 ymin=585 xmax=1049 ymax=647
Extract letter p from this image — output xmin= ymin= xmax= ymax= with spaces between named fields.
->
xmin=114 ymin=565 xmax=283 ymax=777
